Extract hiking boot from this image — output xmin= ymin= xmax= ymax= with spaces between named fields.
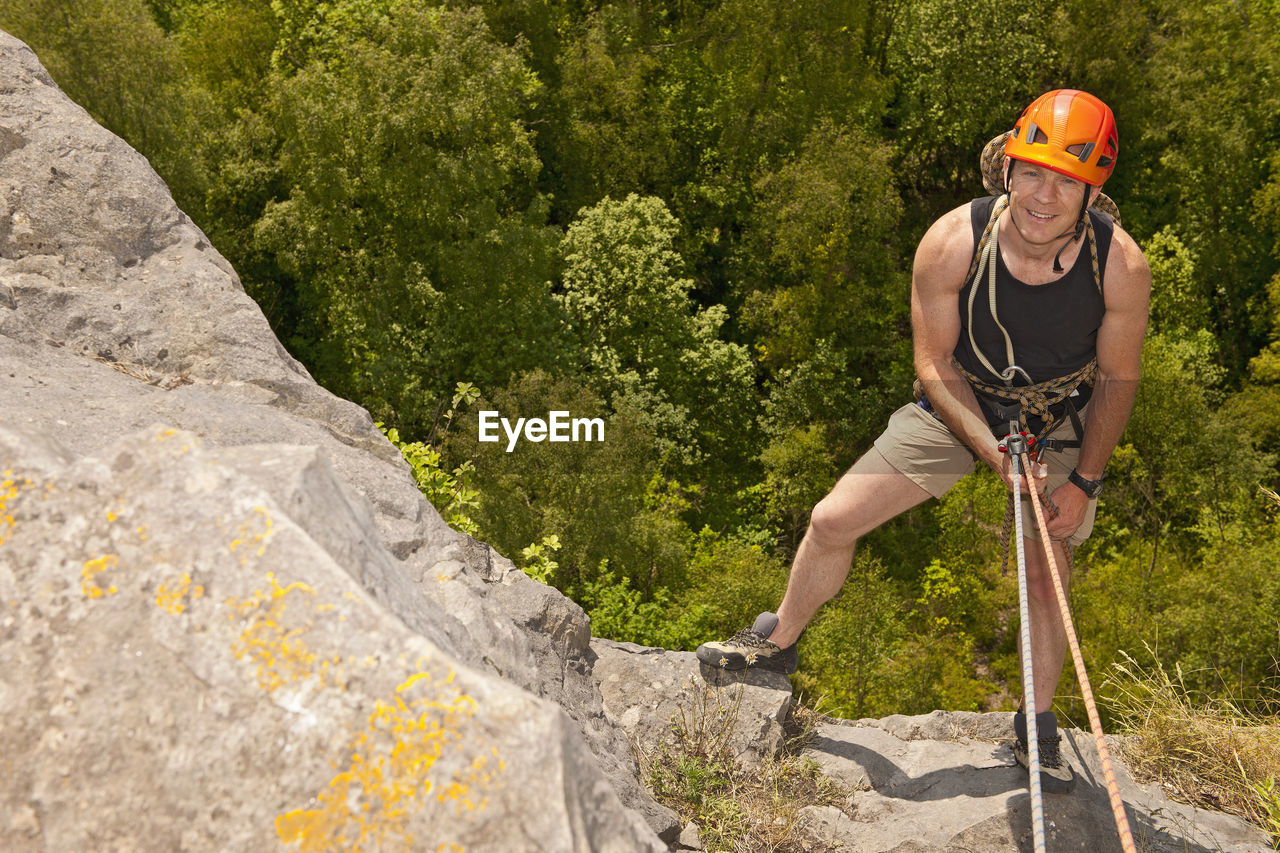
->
xmin=1014 ymin=733 xmax=1076 ymax=794
xmin=695 ymin=612 xmax=798 ymax=674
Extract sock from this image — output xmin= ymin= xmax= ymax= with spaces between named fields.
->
xmin=751 ymin=611 xmax=779 ymax=639
xmin=1014 ymin=708 xmax=1059 ymax=743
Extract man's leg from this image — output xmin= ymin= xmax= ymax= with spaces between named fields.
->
xmin=768 ymin=448 xmax=933 ymax=648
xmin=697 ymin=402 xmax=970 ymax=672
xmin=1014 ymin=531 xmax=1078 ymax=792
xmin=1022 ymin=535 xmax=1072 ymax=713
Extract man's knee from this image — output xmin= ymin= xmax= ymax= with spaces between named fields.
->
xmin=806 ymin=494 xmax=860 ymax=550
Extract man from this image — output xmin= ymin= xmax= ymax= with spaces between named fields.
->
xmin=696 ymin=89 xmax=1151 ymax=793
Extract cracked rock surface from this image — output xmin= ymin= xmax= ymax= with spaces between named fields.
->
xmin=800 ymin=711 xmax=1272 ymax=852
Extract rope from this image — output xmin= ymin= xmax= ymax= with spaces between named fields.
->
xmin=1019 ymin=452 xmax=1138 ymax=853
xmin=1001 ymin=488 xmax=1074 ymax=579
xmin=1009 ymin=449 xmax=1048 ymax=853
xmin=959 ymin=359 xmax=1097 ymax=436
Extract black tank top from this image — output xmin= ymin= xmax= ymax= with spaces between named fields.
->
xmin=954 ymin=196 xmax=1112 ymax=432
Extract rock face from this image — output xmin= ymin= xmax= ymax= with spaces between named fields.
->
xmin=800 ymin=711 xmax=1273 ymax=853
xmin=0 ymin=426 xmax=661 ymax=851
xmin=0 ymin=27 xmax=673 ymax=850
xmin=592 ymin=640 xmax=794 ymax=769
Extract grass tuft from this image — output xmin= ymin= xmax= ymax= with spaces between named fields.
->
xmin=637 ymin=690 xmax=849 ymax=852
xmin=1103 ymin=650 xmax=1280 ymax=849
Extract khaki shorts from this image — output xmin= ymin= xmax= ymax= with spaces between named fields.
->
xmin=873 ymin=402 xmax=1097 ymax=546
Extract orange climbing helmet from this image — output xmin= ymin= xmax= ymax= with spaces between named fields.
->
xmin=1003 ymin=89 xmax=1118 ymax=186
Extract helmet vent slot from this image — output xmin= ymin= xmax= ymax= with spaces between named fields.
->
xmin=1068 ymin=142 xmax=1096 ymax=162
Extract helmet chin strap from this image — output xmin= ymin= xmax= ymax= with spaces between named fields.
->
xmin=1051 ymin=193 xmax=1090 ymax=273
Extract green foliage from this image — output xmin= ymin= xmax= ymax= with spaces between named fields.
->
xmin=559 ymin=193 xmax=756 ymax=470
xmin=757 ymin=425 xmax=837 ymax=547
xmin=1145 ymin=227 xmax=1211 ymax=340
xmin=742 ymin=121 xmax=906 ymax=372
xmin=1250 ymin=274 xmax=1280 ymax=384
xmin=1101 ymin=332 xmax=1272 ymax=562
xmin=793 ymin=555 xmax=908 ymax=718
xmin=254 ymin=4 xmax=565 ymax=431
xmin=676 ymin=528 xmax=790 ymax=642
xmin=1118 ymin=0 xmax=1280 ymax=374
xmin=885 ymin=0 xmax=1059 ymax=207
xmin=1249 ymin=775 xmax=1280 ymax=849
xmin=576 ymin=561 xmax=714 ymax=650
xmin=519 ymin=534 xmax=561 ymax=585
xmin=378 ymin=423 xmax=480 ymax=537
xmin=541 ymin=7 xmax=686 ymax=218
xmin=448 ymin=370 xmax=664 ymax=592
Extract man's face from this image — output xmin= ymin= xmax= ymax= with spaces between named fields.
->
xmin=1006 ymin=159 xmax=1093 ymax=244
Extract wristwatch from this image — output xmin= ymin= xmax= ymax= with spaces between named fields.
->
xmin=1067 ymin=468 xmax=1104 ymax=499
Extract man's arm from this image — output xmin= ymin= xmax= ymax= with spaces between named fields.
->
xmin=1046 ymin=225 xmax=1151 ymax=539
xmin=910 ymin=204 xmax=1009 ymax=475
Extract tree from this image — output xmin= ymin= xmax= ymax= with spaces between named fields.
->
xmin=448 ymin=370 xmax=666 ymax=592
xmin=253 ymin=5 xmax=566 ymax=431
xmin=884 ymin=0 xmax=1062 ymax=216
xmin=792 ymin=555 xmax=909 ymax=718
xmin=741 ymin=122 xmax=911 ymax=458
xmin=559 ymin=194 xmax=756 ymax=473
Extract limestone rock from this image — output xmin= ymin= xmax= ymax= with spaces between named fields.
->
xmin=0 ymin=425 xmax=664 ymax=852
xmin=591 ymin=639 xmax=794 ymax=768
xmin=0 ymin=27 xmax=676 ymax=842
xmin=801 ymin=711 xmax=1272 ymax=853
xmin=677 ymin=821 xmax=704 ymax=850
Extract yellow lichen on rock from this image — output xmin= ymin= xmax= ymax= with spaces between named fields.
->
xmin=1 ymin=467 xmax=29 ymax=547
xmin=153 ymin=427 xmax=197 ymax=455
xmin=155 ymin=573 xmax=205 ymax=615
xmin=275 ymin=670 xmax=499 ymax=853
xmin=228 ymin=506 xmax=275 ymax=563
xmin=81 ymin=555 xmax=120 ymax=598
xmin=225 ymin=573 xmax=339 ymax=693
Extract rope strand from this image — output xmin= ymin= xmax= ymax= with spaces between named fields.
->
xmin=1020 ymin=452 xmax=1138 ymax=853
xmin=1009 ymin=450 xmax=1048 ymax=853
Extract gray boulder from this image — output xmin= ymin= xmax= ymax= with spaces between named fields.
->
xmin=801 ymin=711 xmax=1273 ymax=853
xmin=0 ymin=26 xmax=675 ymax=846
xmin=592 ymin=639 xmax=794 ymax=769
xmin=0 ymin=425 xmax=662 ymax=852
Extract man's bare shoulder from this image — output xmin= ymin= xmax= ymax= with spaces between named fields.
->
xmin=1103 ymin=221 xmax=1153 ymax=308
xmin=913 ymin=201 xmax=978 ymax=294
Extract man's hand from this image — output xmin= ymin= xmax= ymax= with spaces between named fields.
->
xmin=990 ymin=451 xmax=1049 ymax=496
xmin=1044 ymin=480 xmax=1089 ymax=540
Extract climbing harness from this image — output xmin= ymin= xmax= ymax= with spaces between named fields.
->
xmin=998 ymin=404 xmax=1137 ymax=853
